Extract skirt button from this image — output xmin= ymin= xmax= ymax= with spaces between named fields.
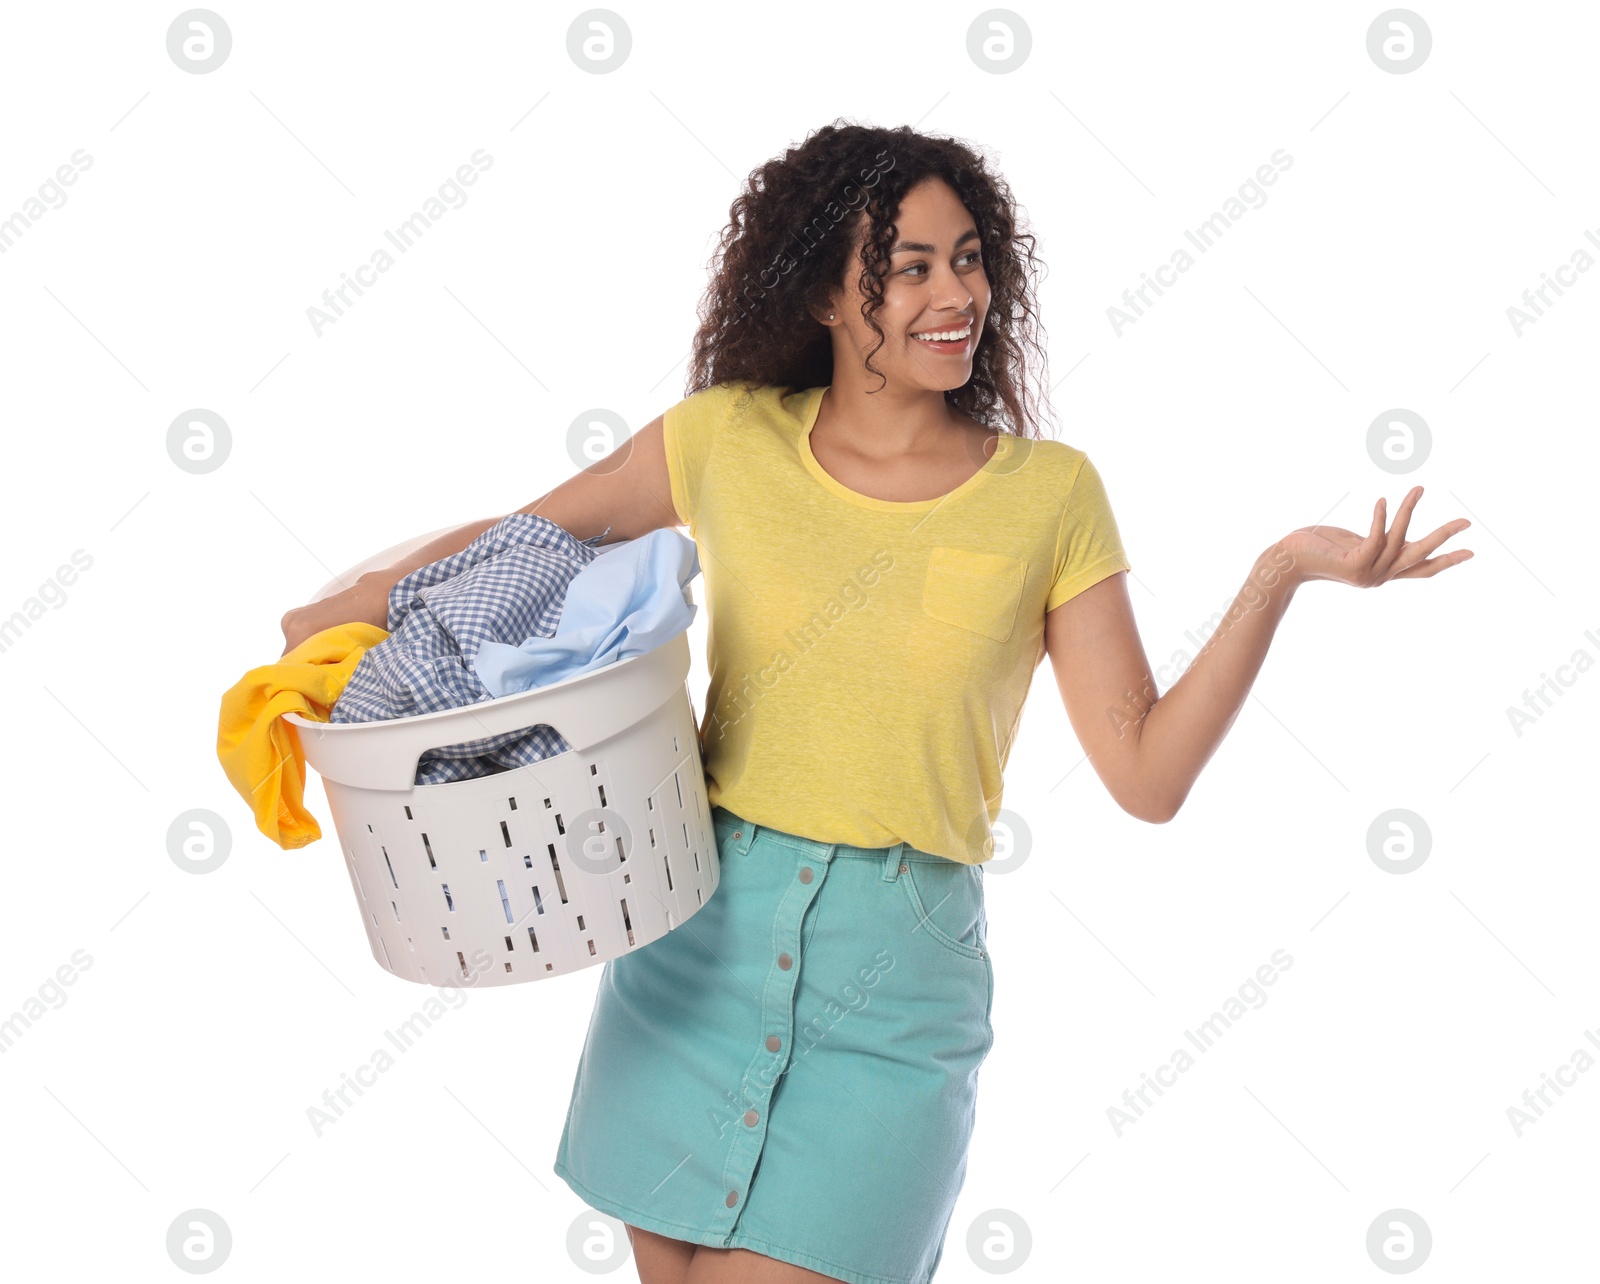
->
xmin=798 ymin=866 xmax=814 ymax=884
xmin=766 ymin=1035 xmax=782 ymax=1052
xmin=899 ymin=863 xmax=909 ymax=873
xmin=743 ymin=1109 xmax=759 ymax=1126
xmin=777 ymin=952 xmax=793 ymax=970
xmin=732 ymin=830 xmax=741 ymax=840
xmin=725 ymin=1190 xmax=739 ymax=1208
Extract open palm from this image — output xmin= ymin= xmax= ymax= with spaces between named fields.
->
xmin=1280 ymin=485 xmax=1474 ymax=588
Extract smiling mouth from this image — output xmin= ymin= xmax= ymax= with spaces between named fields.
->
xmin=910 ymin=325 xmax=973 ymax=352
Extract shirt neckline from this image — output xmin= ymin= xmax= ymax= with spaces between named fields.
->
xmin=796 ymin=384 xmax=1011 ymax=512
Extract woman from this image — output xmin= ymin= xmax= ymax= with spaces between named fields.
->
xmin=282 ymin=121 xmax=1471 ymax=1284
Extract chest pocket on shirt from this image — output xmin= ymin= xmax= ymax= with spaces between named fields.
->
xmin=922 ymin=547 xmax=1028 ymax=643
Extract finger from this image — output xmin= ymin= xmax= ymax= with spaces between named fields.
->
xmin=1363 ymin=497 xmax=1388 ymax=561
xmin=1380 ymin=485 xmax=1424 ymax=568
xmin=1393 ymin=517 xmax=1472 ymax=573
xmin=1389 ymin=548 xmax=1474 ymax=579
xmin=1346 ymin=500 xmax=1388 ymax=578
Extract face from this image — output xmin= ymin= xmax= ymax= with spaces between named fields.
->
xmin=820 ymin=176 xmax=990 ymax=393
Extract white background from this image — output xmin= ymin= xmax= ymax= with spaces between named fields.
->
xmin=1 ymin=1 xmax=1594 ymax=1280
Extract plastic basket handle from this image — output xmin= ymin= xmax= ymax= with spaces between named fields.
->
xmin=285 ymin=630 xmax=692 ymax=792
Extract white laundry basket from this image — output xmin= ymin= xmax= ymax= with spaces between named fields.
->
xmin=282 ymin=528 xmax=719 ymax=988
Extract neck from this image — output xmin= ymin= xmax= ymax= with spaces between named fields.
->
xmin=815 ymin=380 xmax=960 ymax=460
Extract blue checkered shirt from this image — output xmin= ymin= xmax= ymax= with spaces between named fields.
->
xmin=330 ymin=513 xmax=611 ymax=784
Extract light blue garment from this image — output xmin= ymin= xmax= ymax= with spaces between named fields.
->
xmin=473 ymin=527 xmax=700 ymax=697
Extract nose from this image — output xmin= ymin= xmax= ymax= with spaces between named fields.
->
xmin=930 ymin=266 xmax=974 ymax=314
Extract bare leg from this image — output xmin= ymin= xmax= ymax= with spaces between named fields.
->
xmin=627 ymin=1224 xmax=696 ymax=1284
xmin=686 ymin=1245 xmax=847 ymax=1283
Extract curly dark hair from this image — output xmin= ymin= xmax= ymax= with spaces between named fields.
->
xmin=684 ymin=119 xmax=1055 ymax=440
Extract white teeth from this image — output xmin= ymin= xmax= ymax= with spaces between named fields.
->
xmin=913 ymin=326 xmax=971 ymax=342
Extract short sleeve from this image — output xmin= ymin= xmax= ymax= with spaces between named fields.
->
xmin=1047 ymin=454 xmax=1132 ymax=612
xmin=661 ymin=383 xmax=737 ymax=532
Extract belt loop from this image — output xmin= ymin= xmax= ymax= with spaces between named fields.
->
xmin=882 ymin=840 xmax=906 ymax=882
xmin=721 ymin=814 xmax=757 ymax=859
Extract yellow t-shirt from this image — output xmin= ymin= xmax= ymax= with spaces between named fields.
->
xmin=663 ymin=381 xmax=1131 ymax=864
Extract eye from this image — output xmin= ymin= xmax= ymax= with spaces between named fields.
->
xmin=900 ymin=250 xmax=983 ymax=276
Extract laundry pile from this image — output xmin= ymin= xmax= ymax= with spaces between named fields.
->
xmin=217 ymin=513 xmax=700 ymax=849
xmin=327 ymin=513 xmax=612 ymax=782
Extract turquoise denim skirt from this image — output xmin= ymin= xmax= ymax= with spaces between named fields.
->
xmin=554 ymin=804 xmax=996 ymax=1284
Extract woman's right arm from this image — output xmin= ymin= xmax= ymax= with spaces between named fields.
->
xmin=279 ymin=413 xmax=680 ymax=656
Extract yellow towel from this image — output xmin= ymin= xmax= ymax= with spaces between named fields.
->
xmin=217 ymin=623 xmax=390 ymax=849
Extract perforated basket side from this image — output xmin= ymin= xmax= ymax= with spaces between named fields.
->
xmin=293 ymin=634 xmax=719 ymax=986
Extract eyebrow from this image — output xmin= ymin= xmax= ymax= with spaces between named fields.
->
xmin=888 ymin=228 xmax=981 ymax=255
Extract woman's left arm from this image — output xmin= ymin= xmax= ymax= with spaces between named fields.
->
xmin=1044 ymin=485 xmax=1474 ymax=823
